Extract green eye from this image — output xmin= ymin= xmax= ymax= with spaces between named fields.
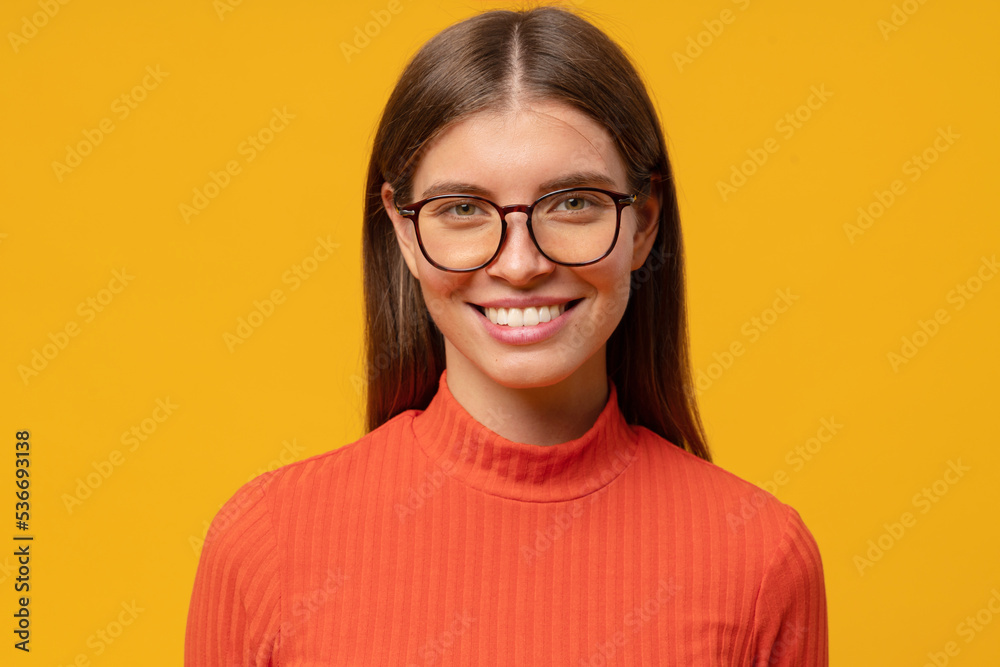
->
xmin=555 ymin=196 xmax=591 ymax=211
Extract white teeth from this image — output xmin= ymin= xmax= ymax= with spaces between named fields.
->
xmin=483 ymin=303 xmax=569 ymax=327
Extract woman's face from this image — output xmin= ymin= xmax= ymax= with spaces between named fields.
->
xmin=382 ymin=100 xmax=659 ymax=390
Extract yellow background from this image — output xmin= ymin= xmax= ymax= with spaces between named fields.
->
xmin=2 ymin=0 xmax=998 ymax=664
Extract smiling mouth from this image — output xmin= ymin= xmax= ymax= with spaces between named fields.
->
xmin=473 ymin=299 xmax=582 ymax=327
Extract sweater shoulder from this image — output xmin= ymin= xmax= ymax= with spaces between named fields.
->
xmin=243 ymin=407 xmax=419 ymax=500
xmin=632 ymin=426 xmax=806 ymax=544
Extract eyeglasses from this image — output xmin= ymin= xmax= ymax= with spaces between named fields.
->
xmin=395 ymin=187 xmax=637 ymax=272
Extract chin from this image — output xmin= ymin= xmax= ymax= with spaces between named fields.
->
xmin=477 ymin=351 xmax=600 ymax=391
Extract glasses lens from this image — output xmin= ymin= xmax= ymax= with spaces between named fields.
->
xmin=532 ymin=190 xmax=618 ymax=264
xmin=417 ymin=197 xmax=502 ymax=270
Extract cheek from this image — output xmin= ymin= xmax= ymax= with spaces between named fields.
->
xmin=591 ymin=253 xmax=636 ymax=328
xmin=416 ymin=269 xmax=471 ymax=326
xmin=602 ymin=279 xmax=633 ymax=331
xmin=596 ymin=233 xmax=637 ymax=290
xmin=572 ymin=263 xmax=632 ymax=332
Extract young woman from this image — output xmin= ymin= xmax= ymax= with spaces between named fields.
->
xmin=186 ymin=6 xmax=828 ymax=665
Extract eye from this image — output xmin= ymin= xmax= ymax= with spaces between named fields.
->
xmin=426 ymin=198 xmax=491 ymax=219
xmin=552 ymin=194 xmax=595 ymax=212
xmin=559 ymin=197 xmax=589 ymax=211
xmin=451 ymin=202 xmax=481 ymax=216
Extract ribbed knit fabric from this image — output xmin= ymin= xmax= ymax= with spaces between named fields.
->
xmin=185 ymin=370 xmax=828 ymax=665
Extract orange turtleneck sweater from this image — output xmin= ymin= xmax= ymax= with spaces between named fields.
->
xmin=185 ymin=371 xmax=828 ymax=665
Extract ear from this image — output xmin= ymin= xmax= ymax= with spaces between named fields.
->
xmin=381 ymin=182 xmax=421 ymax=280
xmin=629 ymin=176 xmax=661 ymax=272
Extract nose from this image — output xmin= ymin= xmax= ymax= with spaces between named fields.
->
xmin=484 ymin=211 xmax=557 ymax=284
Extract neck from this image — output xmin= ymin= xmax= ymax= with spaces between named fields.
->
xmin=443 ymin=341 xmax=609 ymax=446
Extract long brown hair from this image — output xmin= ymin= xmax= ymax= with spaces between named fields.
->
xmin=361 ymin=6 xmax=710 ymax=461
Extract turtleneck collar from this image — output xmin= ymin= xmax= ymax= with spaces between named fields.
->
xmin=412 ymin=370 xmax=639 ymax=503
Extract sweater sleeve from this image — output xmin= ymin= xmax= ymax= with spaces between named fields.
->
xmin=185 ymin=474 xmax=282 ymax=666
xmin=749 ymin=504 xmax=829 ymax=666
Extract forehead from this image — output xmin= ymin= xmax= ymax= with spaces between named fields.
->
xmin=411 ymin=101 xmax=627 ymax=199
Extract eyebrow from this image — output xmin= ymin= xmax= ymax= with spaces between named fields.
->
xmin=418 ymin=171 xmax=621 ymax=201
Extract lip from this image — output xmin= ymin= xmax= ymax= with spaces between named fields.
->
xmin=470 ymin=299 xmax=580 ymax=345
